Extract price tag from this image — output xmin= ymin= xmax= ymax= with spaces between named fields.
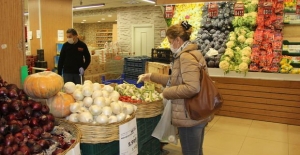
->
xmin=234 ymin=3 xmax=245 ymax=16
xmin=119 ymin=117 xmax=138 ymax=155
xmin=296 ymin=0 xmax=300 ymax=14
xmin=208 ymin=3 xmax=218 ymax=18
xmin=263 ymin=2 xmax=273 ymax=15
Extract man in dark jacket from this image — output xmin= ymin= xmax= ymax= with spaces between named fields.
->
xmin=57 ymin=28 xmax=91 ymax=84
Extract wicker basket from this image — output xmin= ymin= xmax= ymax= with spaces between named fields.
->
xmin=135 ymin=100 xmax=163 ymax=118
xmin=54 ymin=119 xmax=82 ymax=155
xmin=68 ymin=111 xmax=136 ymax=144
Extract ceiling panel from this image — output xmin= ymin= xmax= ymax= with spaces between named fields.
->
xmin=24 ymin=0 xmax=156 ymax=23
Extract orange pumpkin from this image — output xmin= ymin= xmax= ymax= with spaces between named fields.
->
xmin=23 ymin=71 xmax=64 ymax=99
xmin=47 ymin=92 xmax=75 ymax=118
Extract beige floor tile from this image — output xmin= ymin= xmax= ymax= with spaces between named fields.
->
xmin=247 ymin=120 xmax=288 ymax=143
xmin=289 ymin=144 xmax=300 ymax=155
xmin=209 ymin=116 xmax=252 ymax=136
xmin=238 ymin=137 xmax=288 ymax=155
xmin=288 ymin=125 xmax=300 ymax=145
xmin=206 ymin=115 xmax=221 ymax=130
xmin=204 ymin=145 xmax=239 ymax=155
xmin=204 ymin=130 xmax=245 ymax=154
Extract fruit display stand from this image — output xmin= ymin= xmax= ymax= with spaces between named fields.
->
xmin=208 ymin=68 xmax=300 ymax=125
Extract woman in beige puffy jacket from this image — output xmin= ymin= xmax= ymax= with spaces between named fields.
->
xmin=139 ymin=21 xmax=211 ymax=155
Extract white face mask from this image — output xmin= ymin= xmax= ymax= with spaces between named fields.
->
xmin=67 ymin=38 xmax=74 ymax=44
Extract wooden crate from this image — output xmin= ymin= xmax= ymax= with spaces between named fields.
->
xmin=212 ymin=77 xmax=300 ymax=126
xmin=145 ymin=62 xmax=170 ymax=75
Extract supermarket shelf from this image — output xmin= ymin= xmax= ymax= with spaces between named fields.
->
xmin=96 ymin=32 xmax=113 ymax=33
xmin=96 ymin=36 xmax=113 ymax=38
xmin=208 ymin=68 xmax=300 ymax=81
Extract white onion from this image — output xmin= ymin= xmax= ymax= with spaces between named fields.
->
xmin=111 ymin=102 xmax=122 ymax=115
xmin=105 ymin=98 xmax=111 ymax=106
xmin=89 ymin=105 xmax=102 ymax=116
xmin=92 ymin=90 xmax=102 ymax=99
xmin=78 ymin=112 xmax=93 ymax=123
xmin=92 ymin=83 xmax=101 ymax=91
xmin=117 ymin=113 xmax=126 ymax=122
xmin=93 ymin=97 xmax=106 ymax=107
xmin=83 ymin=97 xmax=93 ymax=108
xmin=75 ymin=84 xmax=83 ymax=90
xmin=123 ymin=104 xmax=134 ymax=115
xmin=102 ymin=90 xmax=109 ymax=98
xmin=68 ymin=113 xmax=79 ymax=122
xmin=70 ymin=102 xmax=81 ymax=113
xmin=110 ymin=91 xmax=120 ymax=102
xmin=82 ymin=87 xmax=93 ymax=97
xmin=64 ymin=82 xmax=76 ymax=94
xmin=108 ymin=115 xmax=118 ymax=124
xmin=80 ymin=107 xmax=89 ymax=112
xmin=73 ymin=90 xmax=84 ymax=101
xmin=125 ymin=115 xmax=131 ymax=120
xmin=102 ymin=106 xmax=112 ymax=116
xmin=104 ymin=85 xmax=114 ymax=93
xmin=96 ymin=114 xmax=108 ymax=124
xmin=84 ymin=80 xmax=93 ymax=85
xmin=77 ymin=101 xmax=84 ymax=107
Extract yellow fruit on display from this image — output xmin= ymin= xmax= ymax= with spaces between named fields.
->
xmin=290 ymin=69 xmax=300 ymax=74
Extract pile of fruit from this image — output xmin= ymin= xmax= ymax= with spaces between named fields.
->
xmin=0 ymin=75 xmax=75 ymax=155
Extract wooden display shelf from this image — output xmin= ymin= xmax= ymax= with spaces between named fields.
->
xmin=95 ymin=29 xmax=113 ymax=48
xmin=207 ymin=68 xmax=300 ymax=126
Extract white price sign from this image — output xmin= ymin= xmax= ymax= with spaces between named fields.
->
xmin=119 ymin=117 xmax=138 ymax=155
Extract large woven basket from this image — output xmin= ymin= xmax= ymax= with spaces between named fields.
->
xmin=54 ymin=119 xmax=82 ymax=155
xmin=68 ymin=111 xmax=136 ymax=144
xmin=134 ymin=100 xmax=163 ymax=118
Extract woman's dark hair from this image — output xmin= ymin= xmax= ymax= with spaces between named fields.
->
xmin=66 ymin=28 xmax=78 ymax=35
xmin=166 ymin=21 xmax=193 ymax=41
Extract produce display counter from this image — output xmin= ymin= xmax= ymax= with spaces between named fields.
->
xmin=208 ymin=68 xmax=300 ymax=125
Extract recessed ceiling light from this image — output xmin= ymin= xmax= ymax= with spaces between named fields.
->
xmin=115 ymin=20 xmax=117 ymax=21
xmin=81 ymin=22 xmax=84 ymax=23
xmin=143 ymin=0 xmax=155 ymax=4
xmin=108 ymin=14 xmax=112 ymax=17
xmin=101 ymin=18 xmax=105 ymax=20
xmin=98 ymin=21 xmax=101 ymax=22
xmin=83 ymin=20 xmax=86 ymax=21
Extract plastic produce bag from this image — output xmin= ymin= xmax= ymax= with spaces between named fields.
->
xmin=152 ymin=99 xmax=178 ymax=145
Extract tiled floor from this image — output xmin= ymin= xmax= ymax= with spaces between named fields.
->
xmin=164 ymin=115 xmax=300 ymax=155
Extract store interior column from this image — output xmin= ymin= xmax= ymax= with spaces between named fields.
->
xmin=28 ymin=0 xmax=72 ymax=70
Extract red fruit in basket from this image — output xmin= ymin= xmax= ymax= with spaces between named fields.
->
xmin=7 ymin=89 xmax=18 ymax=99
xmin=1 ymin=103 xmax=9 ymax=115
xmin=41 ymin=104 xmax=50 ymax=114
xmin=21 ymin=119 xmax=29 ymax=126
xmin=0 ymin=134 xmax=4 ymax=143
xmin=14 ymin=151 xmax=24 ymax=155
xmin=29 ymin=117 xmax=39 ymax=127
xmin=9 ymin=123 xmax=21 ymax=134
xmin=32 ymin=127 xmax=44 ymax=137
xmin=39 ymin=115 xmax=48 ymax=125
xmin=20 ymin=100 xmax=29 ymax=107
xmin=26 ymin=138 xmax=36 ymax=147
xmin=26 ymin=100 xmax=34 ymax=106
xmin=24 ymin=106 xmax=33 ymax=117
xmin=10 ymin=100 xmax=21 ymax=111
xmin=43 ymin=121 xmax=54 ymax=132
xmin=0 ymin=117 xmax=7 ymax=126
xmin=14 ymin=132 xmax=24 ymax=143
xmin=37 ymin=139 xmax=50 ymax=149
xmin=0 ymin=125 xmax=9 ymax=135
xmin=31 ymin=144 xmax=43 ymax=154
xmin=6 ymin=113 xmax=16 ymax=121
xmin=19 ymin=145 xmax=30 ymax=155
xmin=23 ymin=125 xmax=32 ymax=134
xmin=3 ymin=146 xmax=13 ymax=155
xmin=4 ymin=134 xmax=15 ymax=146
xmin=0 ymin=145 xmax=4 ymax=154
xmin=11 ymin=143 xmax=19 ymax=153
xmin=20 ymin=128 xmax=30 ymax=136
xmin=46 ymin=113 xmax=55 ymax=122
xmin=0 ymin=87 xmax=8 ymax=96
xmin=32 ymin=111 xmax=42 ymax=118
xmin=52 ymin=148 xmax=64 ymax=155
xmin=31 ymin=102 xmax=42 ymax=111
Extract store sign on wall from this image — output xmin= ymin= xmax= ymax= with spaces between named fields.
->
xmin=234 ymin=3 xmax=245 ymax=16
xmin=208 ymin=3 xmax=218 ymax=18
xmin=165 ymin=5 xmax=174 ymax=19
xmin=119 ymin=117 xmax=138 ymax=155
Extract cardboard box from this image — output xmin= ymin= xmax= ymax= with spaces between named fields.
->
xmin=92 ymin=74 xmax=101 ymax=83
xmin=99 ymin=63 xmax=106 ymax=73
xmin=91 ymin=66 xmax=99 ymax=74
xmin=146 ymin=62 xmax=170 ymax=75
